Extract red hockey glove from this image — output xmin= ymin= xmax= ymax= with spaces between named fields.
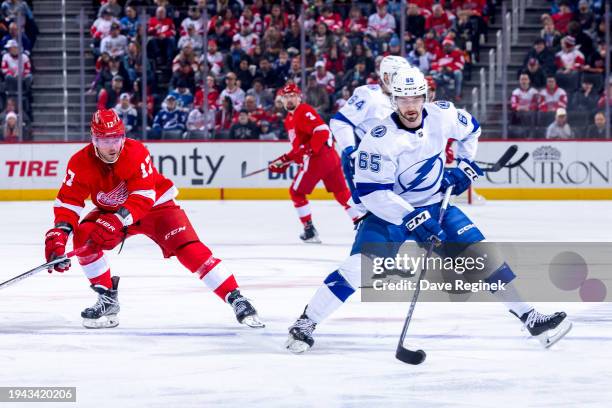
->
xmin=44 ymin=224 xmax=72 ymax=273
xmin=268 ymin=153 xmax=292 ymax=173
xmin=89 ymin=213 xmax=126 ymax=251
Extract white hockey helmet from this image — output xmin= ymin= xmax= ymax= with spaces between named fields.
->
xmin=379 ymin=55 xmax=411 ymax=88
xmin=390 ymin=66 xmax=428 ymax=108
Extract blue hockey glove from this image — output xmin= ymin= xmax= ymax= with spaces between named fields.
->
xmin=440 ymin=159 xmax=484 ymax=196
xmin=404 ymin=208 xmax=447 ymax=244
xmin=341 ymin=146 xmax=357 ymax=178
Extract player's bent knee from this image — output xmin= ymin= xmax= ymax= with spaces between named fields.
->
xmin=337 ymin=254 xmax=362 ymax=290
xmin=175 ymin=241 xmax=219 ymax=276
xmin=289 ymin=188 xmax=308 ymax=207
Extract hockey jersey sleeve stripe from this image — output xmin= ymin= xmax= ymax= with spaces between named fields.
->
xmin=331 ymin=111 xmax=356 ymax=128
xmin=53 ymin=199 xmax=84 ymax=216
xmin=471 ymin=116 xmax=480 ymax=134
xmin=130 ymin=189 xmax=156 ymax=201
xmin=356 ymin=182 xmax=394 ymax=197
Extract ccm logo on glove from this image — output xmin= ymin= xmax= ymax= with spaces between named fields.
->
xmin=406 ymin=210 xmax=431 ymax=231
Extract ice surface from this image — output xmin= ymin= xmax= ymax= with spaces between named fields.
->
xmin=1 ymin=200 xmax=611 ymax=407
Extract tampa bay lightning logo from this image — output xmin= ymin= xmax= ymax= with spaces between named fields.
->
xmin=435 ymin=101 xmax=450 ymax=109
xmin=371 ymin=125 xmax=387 ymax=138
xmin=398 ymin=152 xmax=444 ymax=193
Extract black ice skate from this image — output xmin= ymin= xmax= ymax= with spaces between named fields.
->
xmin=511 ymin=309 xmax=572 ymax=348
xmin=81 ymin=276 xmax=120 ymax=329
xmin=285 ymin=309 xmax=317 ymax=354
xmin=227 ymin=290 xmax=265 ymax=328
xmin=300 ymin=221 xmax=321 ymax=244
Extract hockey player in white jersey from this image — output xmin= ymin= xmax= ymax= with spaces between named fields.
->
xmin=330 ymin=56 xmax=410 ymax=211
xmin=286 ymin=66 xmax=572 ymax=354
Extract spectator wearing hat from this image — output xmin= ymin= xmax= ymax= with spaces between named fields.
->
xmin=204 ymin=39 xmax=224 ymax=76
xmin=1 ymin=39 xmax=32 ymax=96
xmin=97 ymin=74 xmax=125 ymax=110
xmin=555 ymin=35 xmax=585 ymax=91
xmin=539 ymin=75 xmax=568 ymax=112
xmin=229 ymin=109 xmax=259 ymax=140
xmin=233 ymin=22 xmax=259 ymax=55
xmin=90 ymin=9 xmax=118 ymax=46
xmin=152 ymin=95 xmax=187 ymax=139
xmin=0 ymin=111 xmax=19 ymax=141
xmin=523 ymin=38 xmax=556 ymax=75
xmin=113 ymin=93 xmax=138 ymax=137
xmin=552 ymin=1 xmax=574 ymax=34
xmin=571 ymin=77 xmax=599 ymax=114
xmin=546 ymin=108 xmax=574 ymax=139
xmin=98 ymin=0 xmax=121 ymax=18
xmin=0 ymin=22 xmax=31 ymax=54
xmin=366 ymin=0 xmax=396 ymax=55
xmin=119 ymin=6 xmax=139 ymax=42
xmin=100 ymin=22 xmax=127 ymax=58
xmin=431 ymin=37 xmax=465 ymax=101
xmin=313 ymin=60 xmax=335 ymax=94
xmin=523 ymin=58 xmax=547 ymax=89
xmin=147 ymin=6 xmax=176 ymax=66
xmin=585 ymin=112 xmax=607 ymax=139
xmin=218 ymin=72 xmax=246 ymax=111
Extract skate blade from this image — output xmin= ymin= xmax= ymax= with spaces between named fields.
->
xmin=285 ymin=336 xmax=311 ymax=354
xmin=301 ymin=236 xmax=322 ymax=244
xmin=537 ymin=319 xmax=572 ymax=348
xmin=241 ymin=314 xmax=265 ymax=328
xmin=83 ymin=314 xmax=119 ymax=329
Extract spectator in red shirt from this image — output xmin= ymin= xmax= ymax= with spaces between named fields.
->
xmin=263 ymin=4 xmax=289 ymax=33
xmin=147 ymin=7 xmax=176 ymax=66
xmin=344 ymin=6 xmax=367 ymax=44
xmin=425 ymin=4 xmax=452 ymax=39
xmin=555 ymin=36 xmax=585 ymax=91
xmin=552 ymin=1 xmax=574 ymax=34
xmin=317 ymin=6 xmax=342 ymax=34
xmin=539 ymin=75 xmax=568 ymax=112
xmin=431 ymin=38 xmax=465 ymax=100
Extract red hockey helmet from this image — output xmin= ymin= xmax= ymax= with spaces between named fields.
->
xmin=280 ymin=83 xmax=301 ymax=96
xmin=91 ymin=109 xmax=125 ymax=139
xmin=90 ymin=109 xmax=126 ymax=163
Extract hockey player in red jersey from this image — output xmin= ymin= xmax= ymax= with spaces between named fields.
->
xmin=44 ymin=109 xmax=264 ymax=329
xmin=268 ymin=84 xmax=363 ymax=243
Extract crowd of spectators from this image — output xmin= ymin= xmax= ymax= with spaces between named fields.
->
xmin=0 ymin=0 xmax=36 ymax=141
xmin=510 ymin=0 xmax=610 ymax=139
xmin=89 ymin=0 xmax=494 ymax=140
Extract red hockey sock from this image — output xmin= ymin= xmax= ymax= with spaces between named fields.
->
xmin=333 ymin=189 xmax=351 ymax=208
xmin=89 ymin=269 xmax=112 ymax=289
xmin=290 ymin=189 xmax=312 ymax=225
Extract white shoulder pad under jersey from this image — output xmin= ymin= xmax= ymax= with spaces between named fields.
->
xmin=335 ymin=84 xmax=393 ymax=136
xmin=354 ymin=101 xmax=481 ymax=224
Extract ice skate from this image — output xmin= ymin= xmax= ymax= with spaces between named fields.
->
xmin=300 ymin=221 xmax=321 ymax=244
xmin=81 ymin=276 xmax=120 ymax=329
xmin=227 ymin=290 xmax=265 ymax=328
xmin=286 ymin=309 xmax=316 ymax=354
xmin=512 ymin=309 xmax=572 ymax=348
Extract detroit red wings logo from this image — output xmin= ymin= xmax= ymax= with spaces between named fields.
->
xmin=96 ymin=181 xmax=128 ymax=207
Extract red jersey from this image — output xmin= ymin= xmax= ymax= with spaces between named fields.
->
xmin=283 ymin=103 xmax=333 ymax=160
xmin=54 ymin=139 xmax=177 ymax=230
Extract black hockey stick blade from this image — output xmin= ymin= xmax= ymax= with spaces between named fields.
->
xmin=396 ymin=346 xmax=426 ymax=365
xmin=477 ymin=145 xmax=519 ymax=172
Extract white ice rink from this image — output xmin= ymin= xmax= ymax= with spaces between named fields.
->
xmin=1 ymin=200 xmax=611 ymax=408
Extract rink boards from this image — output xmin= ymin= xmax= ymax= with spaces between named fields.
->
xmin=0 ymin=140 xmax=611 ymax=200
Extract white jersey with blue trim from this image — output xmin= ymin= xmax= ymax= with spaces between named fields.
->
xmin=330 ymin=84 xmax=393 ymax=151
xmin=354 ymin=100 xmax=481 ymax=225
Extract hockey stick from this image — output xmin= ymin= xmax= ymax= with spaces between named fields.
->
xmin=396 ymin=186 xmax=453 ymax=365
xmin=0 ymin=247 xmax=86 ymax=291
xmin=476 ymin=145 xmax=529 ymax=172
xmin=241 ymin=160 xmax=295 ymax=178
